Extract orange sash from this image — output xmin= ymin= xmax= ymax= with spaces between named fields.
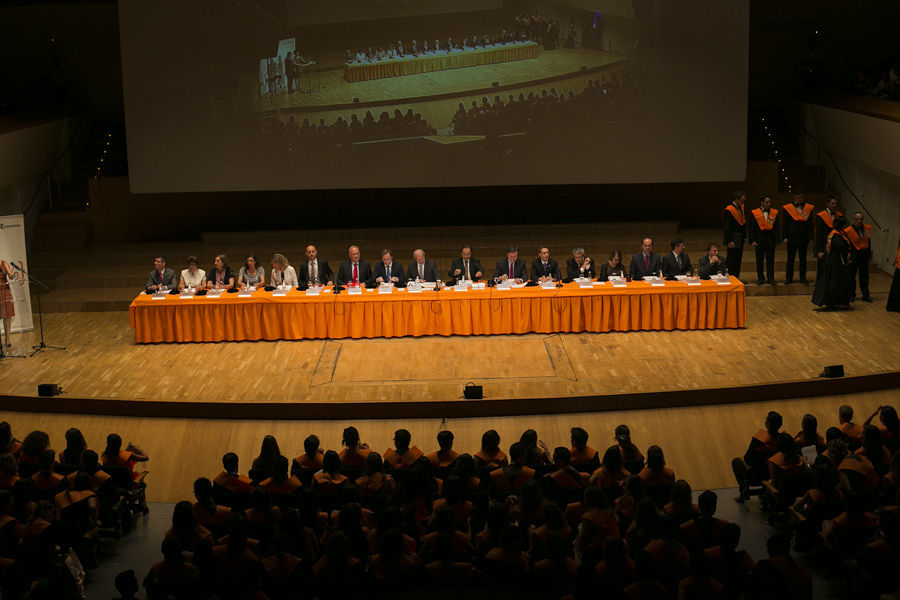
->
xmin=817 ymin=210 xmax=842 ymax=229
xmin=895 ymin=242 xmax=900 ymax=270
xmin=782 ymin=203 xmax=814 ymax=221
xmin=751 ymin=208 xmax=776 ymax=231
xmin=724 ymin=204 xmax=745 ymax=226
xmin=828 ymin=229 xmax=849 ymax=244
xmin=843 ymin=225 xmax=871 ymax=251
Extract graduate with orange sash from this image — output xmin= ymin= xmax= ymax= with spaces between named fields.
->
xmin=844 ymin=212 xmax=873 ymax=302
xmin=722 ymin=191 xmax=747 ymax=278
xmin=748 ymin=194 xmax=778 ymax=286
xmin=888 ymin=236 xmax=900 ymax=313
xmin=814 ymin=196 xmax=842 ymax=282
xmin=781 ymin=191 xmax=815 ymax=284
xmin=812 ymin=214 xmax=853 ymax=309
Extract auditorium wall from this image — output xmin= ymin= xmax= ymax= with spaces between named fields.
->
xmin=87 ymin=162 xmax=774 ymax=243
xmin=801 ymin=102 xmax=900 ymax=274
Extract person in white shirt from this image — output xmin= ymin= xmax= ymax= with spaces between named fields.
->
xmin=179 ymin=256 xmax=206 ymax=291
xmin=270 ymin=253 xmax=298 ymax=287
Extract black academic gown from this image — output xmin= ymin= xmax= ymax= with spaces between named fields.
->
xmin=812 ymin=232 xmax=853 ymax=308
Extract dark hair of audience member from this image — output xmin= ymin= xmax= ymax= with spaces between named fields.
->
xmin=437 ymin=430 xmax=454 ymax=451
xmin=776 ymin=433 xmax=800 ymax=462
xmin=452 ymin=453 xmax=476 ymax=482
xmin=601 ymin=445 xmax=624 ymax=472
xmin=0 ymin=453 xmax=17 ymax=478
xmin=766 ymin=411 xmax=783 ymax=432
xmin=825 ymin=426 xmax=845 ymax=444
xmin=881 ymin=406 xmax=900 ymax=438
xmin=103 ymin=433 xmax=123 ymax=460
xmin=322 ymin=450 xmax=341 ymax=475
xmin=799 ymin=414 xmax=819 ymax=445
xmin=615 ymin=425 xmax=640 ymax=462
xmin=481 ymin=430 xmax=501 ymax=453
xmin=303 ymin=434 xmax=320 ymax=458
xmin=271 ymin=455 xmax=290 ymax=485
xmin=252 ymin=435 xmax=281 ymax=471
xmin=171 ymin=500 xmax=198 ymax=540
xmin=61 ymin=428 xmax=86 ymax=466
xmin=343 ymin=426 xmax=361 ymax=449
xmin=364 ymin=451 xmax=385 ymax=477
xmin=0 ymin=422 xmax=12 ymax=452
xmin=570 ymin=427 xmax=589 ymax=450
xmin=646 ymin=445 xmax=666 ymax=472
xmin=394 ymin=429 xmax=412 ymax=450
xmin=21 ymin=430 xmax=50 ymax=459
xmin=861 ymin=425 xmax=888 ymax=474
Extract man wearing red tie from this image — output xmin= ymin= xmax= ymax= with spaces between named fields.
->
xmin=493 ymin=246 xmax=527 ymax=283
xmin=749 ymin=194 xmax=778 ymax=286
xmin=844 ymin=212 xmax=873 ymax=302
xmin=815 ymin=195 xmax=842 ymax=282
xmin=722 ymin=191 xmax=747 ymax=279
xmin=336 ymin=245 xmax=373 ymax=286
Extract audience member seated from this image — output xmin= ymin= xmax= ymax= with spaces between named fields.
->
xmin=754 ymin=533 xmax=813 ymax=600
xmin=490 ymin=442 xmax=535 ymax=493
xmin=589 ymin=446 xmax=630 ymax=499
xmin=544 ymin=447 xmax=589 ymax=490
xmin=838 ymin=404 xmax=864 ymax=448
xmin=474 ymin=429 xmax=507 ymax=468
xmin=260 ymin=456 xmax=302 ymax=497
xmin=165 ymin=500 xmax=214 ymax=554
xmin=30 ymin=449 xmax=64 ymax=500
xmin=143 ymin=538 xmax=201 ymax=600
xmin=864 ymin=405 xmax=900 ymax=452
xmin=293 ymin=434 xmax=325 ymax=478
xmin=250 ymin=435 xmax=281 ymax=482
xmin=426 ymin=430 xmax=459 ymax=471
xmin=615 ymin=425 xmax=645 ymax=473
xmin=794 ymin=413 xmax=826 ymax=454
xmin=569 ymin=427 xmax=599 ymax=472
xmin=732 ymin=410 xmax=782 ymax=502
xmin=338 ymin=426 xmax=370 ymax=469
xmin=192 ymin=477 xmax=231 ymax=538
xmin=383 ymin=429 xmax=424 ymax=470
xmin=0 ymin=422 xmax=22 ymax=457
xmin=17 ymin=430 xmax=50 ymax=478
xmin=213 ymin=452 xmax=254 ymax=495
xmin=664 ymin=479 xmax=699 ymax=525
xmin=58 ymin=427 xmax=87 ymax=471
xmin=355 ymin=452 xmax=396 ymax=496
xmin=313 ymin=450 xmax=349 ymax=493
xmin=680 ymin=490 xmax=728 ymax=551
xmin=704 ymin=523 xmax=755 ymax=597
xmin=101 ymin=432 xmax=149 ymax=480
xmin=519 ymin=429 xmax=551 ymax=466
xmin=0 ymin=453 xmax=18 ymax=490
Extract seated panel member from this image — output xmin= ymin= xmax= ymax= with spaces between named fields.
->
xmin=566 ymin=247 xmax=595 ymax=280
xmin=298 ymin=244 xmax=333 ymax=287
xmin=628 ymin=238 xmax=662 ymax=280
xmin=238 ymin=254 xmax=265 ymax=290
xmin=373 ymin=249 xmax=404 ymax=287
xmin=661 ymin=239 xmax=693 ymax=280
xmin=448 ymin=245 xmax=484 ymax=282
xmin=336 ymin=245 xmax=372 ymax=286
xmin=406 ymin=249 xmax=441 ymax=284
xmin=206 ymin=254 xmax=235 ymax=290
xmin=698 ymin=244 xmax=726 ymax=279
xmin=494 ymin=246 xmax=527 ymax=283
xmin=530 ymin=247 xmax=562 ymax=282
xmin=146 ymin=256 xmax=178 ymax=292
xmin=269 ymin=253 xmax=298 ymax=287
xmin=597 ymin=250 xmax=625 ymax=281
xmin=179 ymin=256 xmax=206 ymax=291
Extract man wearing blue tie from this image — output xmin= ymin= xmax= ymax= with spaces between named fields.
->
xmin=374 ymin=249 xmax=404 ymax=287
xmin=530 ymin=247 xmax=562 ymax=282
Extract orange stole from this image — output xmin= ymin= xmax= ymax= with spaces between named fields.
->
xmin=817 ymin=210 xmax=842 ymax=229
xmin=782 ymin=203 xmax=814 ymax=221
xmin=724 ymin=204 xmax=745 ymax=226
xmin=828 ymin=229 xmax=849 ymax=244
xmin=843 ymin=225 xmax=871 ymax=251
xmin=751 ymin=208 xmax=776 ymax=230
xmin=895 ymin=242 xmax=900 ymax=270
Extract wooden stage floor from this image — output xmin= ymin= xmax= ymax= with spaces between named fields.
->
xmin=254 ymin=48 xmax=627 ymax=113
xmin=1 ymin=294 xmax=898 ymax=417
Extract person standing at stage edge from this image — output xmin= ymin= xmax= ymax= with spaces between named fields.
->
xmin=887 ymin=236 xmax=900 ymax=313
xmin=781 ymin=191 xmax=814 ymax=285
xmin=815 ymin=195 xmax=842 ymax=282
xmin=722 ymin=191 xmax=747 ymax=279
xmin=844 ymin=212 xmax=873 ymax=303
xmin=748 ymin=194 xmax=778 ymax=286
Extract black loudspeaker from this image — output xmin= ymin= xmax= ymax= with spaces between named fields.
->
xmin=37 ymin=384 xmax=62 ymax=397
xmin=491 ymin=81 xmax=499 ymax=87
xmin=353 ymin=97 xmax=360 ymax=103
xmin=819 ymin=365 xmax=845 ymax=378
xmin=463 ymin=382 xmax=483 ymax=399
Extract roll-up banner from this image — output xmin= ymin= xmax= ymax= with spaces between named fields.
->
xmin=0 ymin=214 xmax=34 ymax=335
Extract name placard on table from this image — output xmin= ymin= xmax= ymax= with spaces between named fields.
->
xmin=347 ymin=286 xmax=362 ymax=295
xmin=540 ymin=281 xmax=556 ymax=289
xmin=406 ymin=282 xmax=423 ymax=293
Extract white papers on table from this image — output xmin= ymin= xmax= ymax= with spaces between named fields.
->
xmin=540 ymin=281 xmax=556 ymax=289
xmin=378 ymin=283 xmax=394 ymax=294
xmin=347 ymin=286 xmax=362 ymax=295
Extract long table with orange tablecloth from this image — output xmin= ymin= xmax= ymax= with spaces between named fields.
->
xmin=344 ymin=42 xmax=540 ymax=83
xmin=129 ymin=279 xmax=746 ymax=343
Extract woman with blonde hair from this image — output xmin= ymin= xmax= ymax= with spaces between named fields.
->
xmin=270 ymin=253 xmax=298 ymax=287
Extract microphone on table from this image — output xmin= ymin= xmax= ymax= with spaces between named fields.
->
xmin=8 ymin=262 xmax=22 ymax=272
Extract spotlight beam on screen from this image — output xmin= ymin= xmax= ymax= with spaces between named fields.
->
xmin=118 ymin=0 xmax=748 ymax=193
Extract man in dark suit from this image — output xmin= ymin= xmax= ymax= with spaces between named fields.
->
xmin=628 ymin=238 xmax=662 ymax=280
xmin=814 ymin=195 xmax=842 ymax=283
xmin=372 ymin=249 xmax=404 ymax=287
xmin=566 ymin=247 xmax=595 ymax=280
xmin=448 ymin=245 xmax=484 ymax=282
xmin=530 ymin=247 xmax=562 ymax=282
xmin=336 ymin=245 xmax=372 ymax=286
xmin=698 ymin=243 xmax=727 ymax=279
xmin=146 ymin=255 xmax=178 ymax=292
xmin=781 ymin=191 xmax=814 ymax=285
xmin=723 ymin=190 xmax=747 ymax=278
xmin=748 ymin=194 xmax=778 ymax=286
xmin=406 ymin=249 xmax=441 ymax=284
xmin=298 ymin=244 xmax=333 ymax=286
xmin=661 ymin=239 xmax=693 ymax=280
xmin=494 ymin=246 xmax=527 ymax=283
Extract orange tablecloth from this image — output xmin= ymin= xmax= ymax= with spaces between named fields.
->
xmin=129 ymin=279 xmax=746 ymax=343
xmin=344 ymin=42 xmax=539 ymax=82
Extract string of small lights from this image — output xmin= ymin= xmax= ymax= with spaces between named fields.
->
xmin=760 ymin=115 xmax=791 ymax=193
xmin=91 ymin=131 xmax=113 ymax=208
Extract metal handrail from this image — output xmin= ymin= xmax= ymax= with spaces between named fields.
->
xmin=800 ymin=124 xmax=888 ymax=233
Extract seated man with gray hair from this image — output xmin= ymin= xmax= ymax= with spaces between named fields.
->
xmin=566 ymin=246 xmax=595 ymax=279
xmin=406 ymin=249 xmax=441 ymax=284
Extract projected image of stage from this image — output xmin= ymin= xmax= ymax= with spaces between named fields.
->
xmin=117 ymin=0 xmax=748 ymax=192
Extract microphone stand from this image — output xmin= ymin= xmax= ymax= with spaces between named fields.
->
xmin=12 ymin=264 xmax=66 ymax=357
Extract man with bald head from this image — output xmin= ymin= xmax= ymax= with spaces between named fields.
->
xmin=406 ymin=249 xmax=441 ymax=284
xmin=629 ymin=237 xmax=662 ymax=280
xmin=336 ymin=245 xmax=372 ymax=286
xmin=844 ymin=212 xmax=873 ymax=302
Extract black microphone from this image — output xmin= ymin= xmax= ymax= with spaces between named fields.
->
xmin=8 ymin=262 xmax=22 ymax=272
